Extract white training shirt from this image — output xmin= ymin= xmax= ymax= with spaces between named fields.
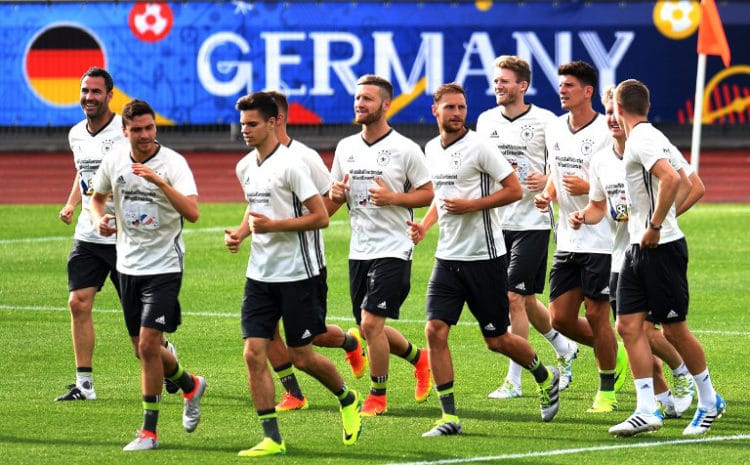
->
xmin=590 ymin=142 xmax=693 ymax=271
xmin=236 ymin=144 xmax=323 ymax=282
xmin=476 ymin=104 xmax=557 ymax=230
xmin=546 ymin=113 xmax=612 ymax=253
xmin=331 ymin=129 xmax=431 ymax=260
xmin=588 ymin=146 xmax=629 ymax=271
xmin=425 ymin=129 xmax=515 ymax=260
xmin=288 ymin=138 xmax=330 ymax=269
xmin=68 ymin=114 xmax=124 ymax=244
xmin=623 ymin=122 xmax=685 ymax=245
xmin=92 ymin=144 xmax=198 ymax=275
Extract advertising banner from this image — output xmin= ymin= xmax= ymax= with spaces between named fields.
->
xmin=1 ymin=1 xmax=748 ymax=126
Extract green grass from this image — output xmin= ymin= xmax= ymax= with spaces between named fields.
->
xmin=1 ymin=203 xmax=748 ymax=465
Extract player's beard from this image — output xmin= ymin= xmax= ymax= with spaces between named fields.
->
xmin=355 ymin=105 xmax=385 ymax=125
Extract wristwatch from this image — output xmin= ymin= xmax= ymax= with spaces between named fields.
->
xmin=649 ymin=221 xmax=662 ymax=231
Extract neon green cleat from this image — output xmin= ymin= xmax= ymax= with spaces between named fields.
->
xmin=614 ymin=343 xmax=629 ymax=393
xmin=340 ymin=389 xmax=363 ymax=445
xmin=422 ymin=414 xmax=463 ymax=437
xmin=238 ymin=437 xmax=286 ymax=457
xmin=587 ymin=390 xmax=618 ymax=413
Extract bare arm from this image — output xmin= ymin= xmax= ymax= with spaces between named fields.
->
xmin=249 ymin=194 xmax=329 ymax=234
xmin=59 ymin=173 xmax=82 ymax=224
xmin=534 ymin=174 xmax=558 ymax=211
xmin=442 ymin=174 xmax=522 ymax=215
xmin=568 ymin=199 xmax=608 ymax=230
xmin=132 ymin=163 xmax=199 ymax=223
xmin=406 ymin=200 xmax=438 ymax=245
xmin=369 ymin=179 xmax=434 ymax=208
xmin=676 ymin=171 xmax=705 ymax=216
xmin=641 ymin=159 xmax=679 ymax=248
xmin=224 ymin=205 xmax=252 ymax=253
xmin=90 ymin=191 xmax=116 ymax=236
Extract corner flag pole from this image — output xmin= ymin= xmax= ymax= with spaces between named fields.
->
xmin=690 ymin=54 xmax=707 ymax=174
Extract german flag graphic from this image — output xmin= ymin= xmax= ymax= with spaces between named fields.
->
xmin=25 ymin=25 xmax=105 ymax=106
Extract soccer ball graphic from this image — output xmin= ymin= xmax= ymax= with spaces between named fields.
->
xmin=129 ymin=3 xmax=173 ymax=42
xmin=653 ymin=0 xmax=700 ymax=40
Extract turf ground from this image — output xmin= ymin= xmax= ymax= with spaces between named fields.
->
xmin=1 ymin=202 xmax=748 ymax=464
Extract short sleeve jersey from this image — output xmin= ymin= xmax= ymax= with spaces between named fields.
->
xmin=331 ymin=129 xmax=431 ymax=260
xmin=589 ymin=147 xmax=629 ymax=271
xmin=425 ymin=129 xmax=514 ymax=260
xmin=476 ymin=104 xmax=557 ymax=230
xmin=68 ymin=114 xmax=124 ymax=244
xmin=288 ymin=138 xmax=330 ymax=268
xmin=92 ymin=144 xmax=198 ymax=275
xmin=623 ymin=123 xmax=685 ymax=245
xmin=236 ymin=144 xmax=322 ymax=282
xmin=546 ymin=113 xmax=612 ymax=253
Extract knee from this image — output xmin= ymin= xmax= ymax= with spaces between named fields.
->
xmin=425 ymin=321 xmax=448 ymax=349
xmin=615 ymin=318 xmax=639 ymax=340
xmin=243 ymin=344 xmax=265 ymax=369
xmin=68 ymin=293 xmax=92 ymax=318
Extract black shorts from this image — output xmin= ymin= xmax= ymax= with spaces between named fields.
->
xmin=549 ymin=251 xmax=611 ymax=302
xmin=609 ymin=271 xmax=619 ymax=317
xmin=349 ymin=258 xmax=410 ymax=324
xmin=67 ymin=239 xmax=120 ymax=295
xmin=241 ymin=274 xmax=327 ymax=348
xmin=504 ymin=229 xmax=550 ymax=296
xmin=616 ymin=239 xmax=689 ymax=324
xmin=119 ymin=272 xmax=182 ymax=337
xmin=426 ymin=257 xmax=510 ymax=338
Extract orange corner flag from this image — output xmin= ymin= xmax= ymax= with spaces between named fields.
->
xmin=697 ymin=0 xmax=731 ymax=67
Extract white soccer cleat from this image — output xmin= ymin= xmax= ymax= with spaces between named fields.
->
xmin=609 ymin=410 xmax=663 ymax=437
xmin=183 ymin=375 xmax=207 ymax=433
xmin=557 ymin=343 xmax=578 ymax=391
xmin=488 ymin=380 xmax=522 ymax=399
xmin=123 ymin=430 xmax=159 ymax=451
xmin=683 ymin=394 xmax=726 ymax=435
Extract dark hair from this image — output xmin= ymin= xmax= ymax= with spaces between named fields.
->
xmin=265 ymin=90 xmax=289 ymax=115
xmin=356 ymin=74 xmax=394 ymax=100
xmin=235 ymin=91 xmax=279 ymax=120
xmin=615 ymin=79 xmax=651 ymax=116
xmin=433 ymin=82 xmax=465 ymax=103
xmin=558 ymin=60 xmax=598 ymax=93
xmin=81 ymin=67 xmax=114 ymax=93
xmin=121 ymin=99 xmax=155 ymax=127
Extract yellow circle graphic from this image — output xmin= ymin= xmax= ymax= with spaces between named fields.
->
xmin=475 ymin=1 xmax=492 ymax=12
xmin=653 ymin=0 xmax=700 ymax=40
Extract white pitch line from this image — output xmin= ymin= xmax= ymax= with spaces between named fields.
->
xmin=1 ymin=304 xmax=749 ymax=336
xmin=380 ymin=434 xmax=750 ymax=465
xmin=0 ymin=221 xmax=349 ymax=245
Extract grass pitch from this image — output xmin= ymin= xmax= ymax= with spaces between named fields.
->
xmin=0 ymin=202 xmax=748 ymax=464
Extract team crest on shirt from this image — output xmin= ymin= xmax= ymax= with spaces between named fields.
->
xmin=580 ymin=138 xmax=595 ymax=156
xmin=520 ymin=124 xmax=534 ymax=142
xmin=376 ymin=150 xmax=392 ymax=167
xmin=450 ymin=152 xmax=462 ymax=170
xmin=101 ymin=139 xmax=115 ymax=155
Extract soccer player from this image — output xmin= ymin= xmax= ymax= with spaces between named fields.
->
xmin=534 ymin=61 xmax=626 ymax=413
xmin=261 ymin=90 xmax=368 ymax=413
xmin=56 ymin=67 xmax=123 ymax=401
xmin=476 ymin=55 xmax=579 ymax=398
xmin=224 ymin=92 xmax=361 ymax=456
xmin=90 ymin=99 xmax=206 ymax=451
xmin=570 ymin=85 xmax=702 ymax=419
xmin=408 ymin=83 xmax=560 ymax=437
xmin=605 ymin=79 xmax=724 ymax=437
xmin=329 ymin=74 xmax=434 ymax=416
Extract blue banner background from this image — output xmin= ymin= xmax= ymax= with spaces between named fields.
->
xmin=2 ymin=1 xmax=748 ymax=126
